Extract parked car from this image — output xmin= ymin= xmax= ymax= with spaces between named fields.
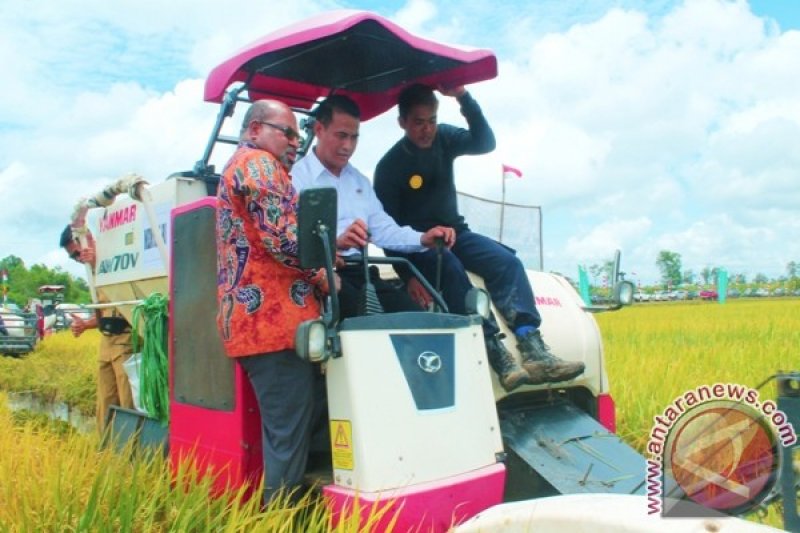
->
xmin=634 ymin=291 xmax=650 ymax=302
xmin=727 ymin=289 xmax=740 ymax=298
xmin=699 ymin=290 xmax=718 ymax=300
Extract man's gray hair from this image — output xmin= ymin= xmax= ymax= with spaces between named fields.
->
xmin=239 ymin=100 xmax=275 ymax=138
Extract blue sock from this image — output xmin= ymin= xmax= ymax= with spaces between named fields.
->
xmin=515 ymin=325 xmax=535 ymax=338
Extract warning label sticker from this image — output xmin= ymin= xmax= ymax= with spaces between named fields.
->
xmin=330 ymin=419 xmax=354 ymax=470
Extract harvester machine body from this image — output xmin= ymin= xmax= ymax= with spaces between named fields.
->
xmin=83 ymin=9 xmax=673 ymax=532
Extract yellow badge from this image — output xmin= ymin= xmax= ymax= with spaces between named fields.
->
xmin=409 ymin=174 xmax=423 ymax=189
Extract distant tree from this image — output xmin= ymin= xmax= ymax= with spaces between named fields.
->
xmin=754 ymin=272 xmax=768 ymax=284
xmin=787 ymin=261 xmax=798 ymax=279
xmin=0 ymin=255 xmax=25 ymax=272
xmin=733 ymin=273 xmax=747 ymax=284
xmin=602 ymin=259 xmax=615 ymax=284
xmin=682 ymin=269 xmax=695 ymax=285
xmin=588 ymin=264 xmax=602 ymax=286
xmin=700 ymin=266 xmax=712 ymax=286
xmin=0 ymin=255 xmax=90 ymax=306
xmin=710 ymin=267 xmax=721 ymax=286
xmin=656 ymin=250 xmax=682 ymax=288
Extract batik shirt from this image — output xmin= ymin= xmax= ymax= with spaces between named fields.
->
xmin=216 ymin=143 xmax=323 ymax=357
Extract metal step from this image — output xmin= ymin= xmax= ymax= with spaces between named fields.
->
xmin=500 ymin=400 xmax=645 ymax=500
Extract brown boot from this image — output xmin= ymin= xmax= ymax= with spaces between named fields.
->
xmin=517 ymin=329 xmax=585 ymax=384
xmin=485 ymin=335 xmax=531 ymax=392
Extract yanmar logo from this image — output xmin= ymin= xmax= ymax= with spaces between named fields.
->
xmin=535 ymin=296 xmax=562 ymax=307
xmin=98 ymin=252 xmax=139 ymax=274
xmin=100 ymin=205 xmax=137 ymax=232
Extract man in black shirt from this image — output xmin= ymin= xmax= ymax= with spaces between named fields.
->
xmin=374 ymin=84 xmax=584 ymax=391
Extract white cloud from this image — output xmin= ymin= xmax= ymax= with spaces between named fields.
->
xmin=1 ymin=0 xmax=798 ymax=289
xmin=394 ymin=0 xmax=439 ymax=33
xmin=457 ymin=0 xmax=800 ymax=282
xmin=564 ymin=217 xmax=653 ymax=263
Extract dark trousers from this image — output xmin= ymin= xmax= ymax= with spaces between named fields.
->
xmin=239 ymin=350 xmax=324 ymax=504
xmin=390 ymin=230 xmax=541 ymax=338
xmin=337 ymin=264 xmax=422 ymax=319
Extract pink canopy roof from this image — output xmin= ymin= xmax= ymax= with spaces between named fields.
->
xmin=204 ymin=10 xmax=497 ymax=121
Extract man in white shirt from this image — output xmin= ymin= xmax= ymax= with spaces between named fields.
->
xmin=292 ymin=95 xmax=455 ymax=319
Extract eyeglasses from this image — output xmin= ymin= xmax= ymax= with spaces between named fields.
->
xmin=69 ymin=250 xmax=81 ymax=261
xmin=257 ymin=121 xmax=300 ymax=141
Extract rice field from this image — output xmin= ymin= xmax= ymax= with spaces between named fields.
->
xmin=0 ymin=330 xmax=97 ymax=416
xmin=0 ymin=297 xmax=797 ymax=530
xmin=597 ymin=297 xmax=800 ymax=452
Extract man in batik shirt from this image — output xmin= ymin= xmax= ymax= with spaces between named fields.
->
xmin=216 ymin=99 xmax=333 ymax=504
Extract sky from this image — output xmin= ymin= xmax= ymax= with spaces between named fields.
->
xmin=0 ymin=0 xmax=798 ymax=286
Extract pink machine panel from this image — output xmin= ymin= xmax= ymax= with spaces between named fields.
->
xmin=168 ymin=198 xmax=263 ymax=497
xmin=324 ymin=463 xmax=506 ymax=532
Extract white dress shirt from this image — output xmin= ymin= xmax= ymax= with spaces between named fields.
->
xmin=292 ymin=148 xmax=426 ymax=256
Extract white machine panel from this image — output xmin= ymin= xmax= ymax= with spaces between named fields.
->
xmin=92 ymin=177 xmax=208 ymax=321
xmin=326 ymin=322 xmax=503 ymax=493
xmin=469 ymin=271 xmax=608 ymax=400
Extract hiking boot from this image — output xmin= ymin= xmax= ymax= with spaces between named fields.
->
xmin=517 ymin=329 xmax=585 ymax=385
xmin=485 ymin=335 xmax=531 ymax=392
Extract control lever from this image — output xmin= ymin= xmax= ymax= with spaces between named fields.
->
xmin=434 ymin=236 xmax=445 ymax=296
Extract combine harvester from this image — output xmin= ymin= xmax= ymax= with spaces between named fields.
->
xmin=0 ymin=305 xmax=37 ymax=356
xmin=80 ymin=11 xmax=791 ymax=532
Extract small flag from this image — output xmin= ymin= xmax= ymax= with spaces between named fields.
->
xmin=502 ymin=163 xmax=523 ymax=179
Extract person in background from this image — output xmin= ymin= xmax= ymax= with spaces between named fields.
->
xmin=60 ymin=226 xmax=135 ymax=432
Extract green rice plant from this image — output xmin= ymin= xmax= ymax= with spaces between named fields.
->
xmin=2 ymin=299 xmax=795 ymax=530
xmin=597 ymin=298 xmax=799 ymax=452
xmin=0 ymin=330 xmax=97 ymax=415
xmin=0 ymin=391 xmax=401 ymax=532
xmin=597 ymin=298 xmax=798 ymax=529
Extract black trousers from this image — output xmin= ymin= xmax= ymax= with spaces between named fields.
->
xmin=239 ymin=350 xmax=324 ymax=504
xmin=337 ymin=265 xmax=422 ymax=319
xmin=389 ymin=230 xmax=541 ymax=338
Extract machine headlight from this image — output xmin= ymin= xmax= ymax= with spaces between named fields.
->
xmin=465 ymin=288 xmax=491 ymax=319
xmin=614 ymin=281 xmax=635 ymax=307
xmin=295 ymin=319 xmax=328 ymax=362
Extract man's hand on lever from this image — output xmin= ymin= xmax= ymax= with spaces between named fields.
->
xmin=336 ymin=219 xmax=369 ymax=250
xmin=421 ymin=226 xmax=455 ymax=248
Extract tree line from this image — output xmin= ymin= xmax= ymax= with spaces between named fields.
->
xmin=584 ymin=251 xmax=800 ymax=290
xmin=654 ymin=251 xmax=800 ymax=290
xmin=0 ymin=255 xmax=91 ymax=307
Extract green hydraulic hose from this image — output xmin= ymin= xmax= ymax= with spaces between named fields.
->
xmin=131 ymin=293 xmax=169 ymax=426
